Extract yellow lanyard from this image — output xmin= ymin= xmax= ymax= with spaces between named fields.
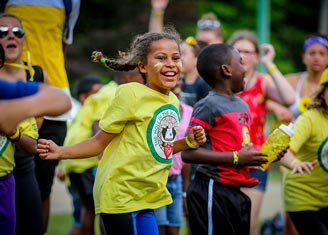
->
xmin=4 ymin=50 xmax=35 ymax=81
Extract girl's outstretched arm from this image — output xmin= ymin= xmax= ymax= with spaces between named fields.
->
xmin=37 ymin=130 xmax=116 ymax=160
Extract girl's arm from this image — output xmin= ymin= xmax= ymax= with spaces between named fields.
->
xmin=279 ymin=149 xmax=317 ymax=175
xmin=173 ymin=126 xmax=206 ymax=154
xmin=265 ymin=99 xmax=294 ymax=123
xmin=261 ymin=44 xmax=296 ymax=105
xmin=148 ymin=0 xmax=168 ymax=33
xmin=37 ymin=130 xmax=116 ymax=160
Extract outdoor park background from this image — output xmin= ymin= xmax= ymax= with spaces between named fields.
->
xmin=48 ymin=0 xmax=327 ymax=234
xmin=65 ymin=0 xmax=327 ymax=96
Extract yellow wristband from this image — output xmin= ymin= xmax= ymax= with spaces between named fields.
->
xmin=8 ymin=129 xmax=20 ymax=141
xmin=233 ymin=151 xmax=239 ymax=165
xmin=151 ymin=9 xmax=164 ymax=17
xmin=267 ymin=64 xmax=277 ymax=75
xmin=289 ymin=159 xmax=300 ymax=168
xmin=185 ymin=136 xmax=197 ymax=149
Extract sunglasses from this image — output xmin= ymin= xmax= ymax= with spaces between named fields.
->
xmin=0 ymin=26 xmax=25 ymax=39
xmin=197 ymin=19 xmax=221 ymax=30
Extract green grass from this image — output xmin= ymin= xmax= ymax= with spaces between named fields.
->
xmin=48 ymin=214 xmax=187 ymax=235
xmin=47 ymin=168 xmax=282 ymax=235
xmin=48 ymin=214 xmax=103 ymax=235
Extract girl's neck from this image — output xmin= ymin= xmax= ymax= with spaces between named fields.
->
xmin=303 ymin=72 xmax=321 ymax=96
xmin=306 ymin=70 xmax=324 ymax=84
xmin=244 ymin=69 xmax=256 ymax=90
xmin=183 ymin=68 xmax=199 ymax=84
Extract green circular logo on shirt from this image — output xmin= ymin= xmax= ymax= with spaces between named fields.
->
xmin=318 ymin=137 xmax=328 ymax=172
xmin=147 ymin=104 xmax=180 ymax=164
xmin=0 ymin=134 xmax=10 ymax=155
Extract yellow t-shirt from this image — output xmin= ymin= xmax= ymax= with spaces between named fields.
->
xmin=283 ymin=109 xmax=328 ymax=211
xmin=0 ymin=135 xmax=14 ymax=177
xmin=6 ymin=3 xmax=73 ymax=121
xmin=62 ymin=82 xmax=118 ymax=174
xmin=18 ymin=118 xmax=38 ymax=140
xmin=0 ymin=118 xmax=38 ymax=177
xmin=94 ymin=82 xmax=180 ymax=214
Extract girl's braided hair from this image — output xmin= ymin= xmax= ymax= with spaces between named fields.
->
xmin=91 ymin=26 xmax=181 ymax=73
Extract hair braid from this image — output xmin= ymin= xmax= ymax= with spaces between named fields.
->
xmin=91 ymin=26 xmax=181 ymax=77
xmin=91 ymin=51 xmax=137 ymax=71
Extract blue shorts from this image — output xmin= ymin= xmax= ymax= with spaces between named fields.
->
xmin=154 ymin=174 xmax=183 ymax=226
xmin=250 ymin=168 xmax=269 ymax=191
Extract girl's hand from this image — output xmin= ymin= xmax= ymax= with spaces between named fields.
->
xmin=291 ymin=160 xmax=317 ymax=175
xmin=37 ymin=139 xmax=61 ymax=160
xmin=188 ymin=126 xmax=206 ymax=147
xmin=260 ymin=43 xmax=275 ymax=65
xmin=151 ymin=0 xmax=169 ymax=11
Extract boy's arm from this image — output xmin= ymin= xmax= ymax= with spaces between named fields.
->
xmin=182 ymin=146 xmax=268 ymax=167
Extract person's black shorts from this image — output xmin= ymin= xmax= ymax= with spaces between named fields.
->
xmin=69 ymin=167 xmax=96 ymax=211
xmin=35 ymin=119 xmax=67 ymax=200
xmin=187 ymin=172 xmax=251 ymax=235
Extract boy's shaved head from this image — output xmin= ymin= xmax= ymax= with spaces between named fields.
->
xmin=197 ymin=43 xmax=234 ymax=87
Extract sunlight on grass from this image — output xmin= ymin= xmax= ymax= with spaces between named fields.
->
xmin=48 ymin=214 xmax=102 ymax=235
xmin=48 ymin=168 xmax=282 ymax=235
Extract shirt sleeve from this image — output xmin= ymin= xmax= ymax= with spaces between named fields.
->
xmin=99 ymin=85 xmax=136 ymax=133
xmin=0 ymin=80 xmax=39 ymax=99
xmin=289 ymin=111 xmax=312 ymax=153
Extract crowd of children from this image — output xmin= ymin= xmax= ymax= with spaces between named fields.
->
xmin=1 ymin=1 xmax=328 ymax=235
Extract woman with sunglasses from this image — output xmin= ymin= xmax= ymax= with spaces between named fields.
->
xmin=4 ymin=2 xmax=81 ymax=234
xmin=0 ymin=13 xmax=48 ymax=235
xmin=227 ymin=30 xmax=296 ymax=235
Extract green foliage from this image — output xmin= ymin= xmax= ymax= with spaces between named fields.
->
xmin=66 ymin=0 xmax=322 ymax=90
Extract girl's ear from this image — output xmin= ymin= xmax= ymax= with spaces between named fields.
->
xmin=221 ymin=64 xmax=232 ymax=78
xmin=138 ymin=62 xmax=147 ymax=73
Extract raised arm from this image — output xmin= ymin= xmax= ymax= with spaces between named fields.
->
xmin=261 ymin=43 xmax=296 ymax=105
xmin=148 ymin=0 xmax=168 ymax=32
